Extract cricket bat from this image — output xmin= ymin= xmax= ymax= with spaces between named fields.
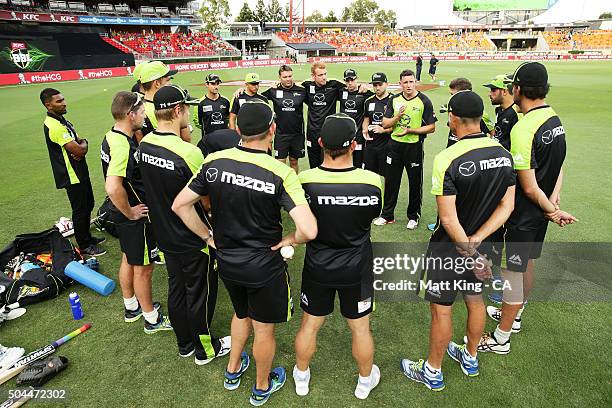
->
xmin=0 ymin=324 xmax=90 ymax=385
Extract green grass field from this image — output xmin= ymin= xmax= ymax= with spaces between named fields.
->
xmin=0 ymin=61 xmax=610 ymax=407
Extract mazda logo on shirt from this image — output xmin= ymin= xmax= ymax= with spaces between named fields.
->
xmin=206 ymin=167 xmax=219 ymax=182
xmin=372 ymin=112 xmax=383 ymax=122
xmin=541 ymin=129 xmax=553 ymax=145
xmin=282 ymin=99 xmax=294 ymax=108
xmin=211 ymin=112 xmax=223 ymax=122
xmin=458 ymin=161 xmax=476 ymax=177
xmin=313 ymin=93 xmax=325 ymax=102
xmin=345 ymin=100 xmax=356 ymax=109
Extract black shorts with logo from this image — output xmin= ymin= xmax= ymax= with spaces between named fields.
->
xmin=363 ymin=140 xmax=388 ymax=176
xmin=116 ymin=221 xmax=159 ymax=266
xmin=274 ymin=133 xmax=305 ymax=159
xmin=222 ymin=268 xmax=293 ymax=324
xmin=300 ymin=279 xmax=374 ymax=319
xmin=504 ymin=224 xmax=548 ymax=273
xmin=418 ymin=246 xmax=484 ymax=306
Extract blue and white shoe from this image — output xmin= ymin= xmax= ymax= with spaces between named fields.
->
xmin=488 ymin=290 xmax=503 ymax=304
xmin=249 ymin=367 xmax=286 ymax=406
xmin=400 ymin=358 xmax=445 ymax=391
xmin=447 ymin=341 xmax=479 ymax=377
xmin=224 ymin=351 xmax=250 ymax=390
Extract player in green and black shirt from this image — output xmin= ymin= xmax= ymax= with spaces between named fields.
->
xmin=229 ymin=72 xmax=268 ymax=129
xmin=294 ymin=114 xmax=382 ymax=399
xmin=375 ymin=69 xmax=437 ymax=229
xmin=261 ymin=65 xmax=307 ymax=174
xmin=193 ymin=73 xmax=230 ymax=140
xmin=138 ymin=61 xmax=177 ymax=139
xmin=101 ymin=91 xmax=171 ymax=334
xmin=338 ymin=69 xmax=374 ymax=169
xmin=137 ymin=85 xmax=230 ymax=362
xmin=402 ymin=90 xmax=516 ymax=391
xmin=483 ymin=74 xmax=522 ymax=151
xmin=40 ymin=88 xmax=105 ymax=256
xmin=362 ymin=72 xmax=393 ymax=176
xmin=173 ymin=101 xmax=317 ymax=405
xmin=476 ymin=62 xmax=576 ymax=355
xmin=301 ymin=62 xmax=346 ymax=168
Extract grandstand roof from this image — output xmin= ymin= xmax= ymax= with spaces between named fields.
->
xmin=397 ymin=0 xmax=481 ymax=27
xmin=286 ymin=42 xmax=336 ymax=51
xmin=531 ymin=0 xmax=611 ymax=24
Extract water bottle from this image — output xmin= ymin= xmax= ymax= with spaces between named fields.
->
xmin=68 ymin=292 xmax=84 ymax=320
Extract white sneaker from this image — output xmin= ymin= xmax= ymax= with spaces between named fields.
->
xmin=0 ymin=345 xmax=25 ymax=371
xmin=354 ymin=364 xmax=380 ymax=400
xmin=406 ymin=220 xmax=419 ymax=230
xmin=195 ymin=335 xmax=231 ymax=365
xmin=373 ymin=217 xmax=394 ymax=226
xmin=293 ymin=365 xmax=310 ymax=396
xmin=463 ymin=332 xmax=510 ymax=355
xmin=486 ymin=306 xmax=522 ymax=333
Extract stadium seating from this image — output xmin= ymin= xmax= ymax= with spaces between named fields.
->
xmin=544 ymin=30 xmax=612 ymax=50
xmin=277 ymin=30 xmax=496 ymax=52
xmin=111 ymin=31 xmax=238 ymax=58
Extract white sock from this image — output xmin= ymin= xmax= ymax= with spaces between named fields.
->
xmin=123 ymin=296 xmax=138 ymax=311
xmin=358 ymin=371 xmax=372 ymax=385
xmin=424 ymin=361 xmax=441 ymax=377
xmin=463 ymin=347 xmax=476 ymax=360
xmin=516 ymin=305 xmax=525 ymax=319
xmin=143 ymin=309 xmax=159 ymax=324
xmin=294 ymin=366 xmax=310 ymax=380
xmin=494 ymin=325 xmax=511 ymax=344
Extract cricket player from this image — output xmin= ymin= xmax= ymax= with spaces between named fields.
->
xmin=193 ymin=73 xmax=230 ymax=140
xmin=362 ymin=72 xmax=393 ymax=176
xmin=229 ymin=73 xmax=268 ymax=129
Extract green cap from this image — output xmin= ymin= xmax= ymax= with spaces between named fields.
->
xmin=483 ymin=74 xmax=511 ymax=90
xmin=133 ymin=63 xmax=145 ymax=81
xmin=139 ymin=61 xmax=178 ymax=84
xmin=244 ymin=72 xmax=260 ymax=84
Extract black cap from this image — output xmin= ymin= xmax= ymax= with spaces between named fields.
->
xmin=448 ymin=90 xmax=484 ymax=119
xmin=343 ymin=69 xmax=357 ymax=80
xmin=512 ymin=62 xmax=548 ymax=87
xmin=370 ymin=72 xmax=387 ymax=84
xmin=237 ymin=101 xmax=274 ymax=136
xmin=205 ymin=73 xmax=221 ymax=83
xmin=153 ymin=85 xmax=199 ymax=110
xmin=320 ymin=113 xmax=357 ymax=149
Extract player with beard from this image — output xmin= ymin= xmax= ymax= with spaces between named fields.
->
xmin=362 ymin=72 xmax=393 ymax=176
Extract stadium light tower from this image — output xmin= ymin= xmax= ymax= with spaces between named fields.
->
xmin=289 ymin=0 xmax=305 ymax=34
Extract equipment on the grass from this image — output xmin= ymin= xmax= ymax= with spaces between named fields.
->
xmin=0 ymin=303 xmax=26 ymax=325
xmin=64 ymin=261 xmax=115 ymax=296
xmin=0 ymin=323 xmax=91 ymax=385
xmin=55 ymin=215 xmax=102 ymax=238
xmin=68 ymin=292 xmax=84 ymax=320
xmin=0 ymin=389 xmax=32 ymax=408
xmin=0 ymin=345 xmax=25 ymax=372
xmin=16 ymin=356 xmax=69 ymax=387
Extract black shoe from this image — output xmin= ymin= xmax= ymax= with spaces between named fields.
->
xmin=124 ymin=301 xmax=161 ymax=323
xmin=90 ymin=236 xmax=106 ymax=245
xmin=80 ymin=244 xmax=107 ymax=257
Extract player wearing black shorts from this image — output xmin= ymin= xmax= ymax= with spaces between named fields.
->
xmin=337 ymin=69 xmax=373 ymax=169
xmin=193 ymin=73 xmax=230 ymax=140
xmin=293 ymin=113 xmax=382 ymax=400
xmin=101 ymin=91 xmax=171 ymax=334
xmin=362 ymin=72 xmax=392 ymax=176
xmin=138 ymin=85 xmax=230 ymax=363
xmin=173 ymin=101 xmax=317 ymax=405
xmin=429 ymin=54 xmax=439 ymax=81
xmin=476 ymin=62 xmax=576 ymax=355
xmin=415 ymin=54 xmax=423 ymax=82
xmin=229 ymin=72 xmax=268 ymax=129
xmin=261 ymin=64 xmax=307 ymax=174
xmin=302 ymin=62 xmax=346 ymax=168
xmin=402 ymin=91 xmax=516 ymax=391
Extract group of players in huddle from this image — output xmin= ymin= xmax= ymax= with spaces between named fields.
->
xmin=38 ymin=59 xmax=575 ymax=405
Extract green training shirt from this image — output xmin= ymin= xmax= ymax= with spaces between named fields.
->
xmin=384 ymin=91 xmax=437 ymax=143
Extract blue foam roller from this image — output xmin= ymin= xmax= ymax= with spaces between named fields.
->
xmin=65 ymin=261 xmax=115 ymax=296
